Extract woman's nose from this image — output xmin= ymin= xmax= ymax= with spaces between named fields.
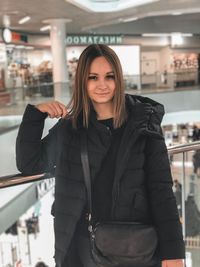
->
xmin=97 ymin=78 xmax=107 ymax=89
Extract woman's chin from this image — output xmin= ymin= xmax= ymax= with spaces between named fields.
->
xmin=92 ymin=98 xmax=113 ymax=105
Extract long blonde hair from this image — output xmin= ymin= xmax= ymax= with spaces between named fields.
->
xmin=67 ymin=44 xmax=126 ymax=128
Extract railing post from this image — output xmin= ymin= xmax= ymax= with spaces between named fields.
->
xmin=182 ymin=151 xmax=186 ymax=239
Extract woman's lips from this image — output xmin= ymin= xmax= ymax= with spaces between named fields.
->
xmin=95 ymin=92 xmax=110 ymax=96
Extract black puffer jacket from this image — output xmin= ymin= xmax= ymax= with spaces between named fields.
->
xmin=16 ymin=94 xmax=185 ymax=267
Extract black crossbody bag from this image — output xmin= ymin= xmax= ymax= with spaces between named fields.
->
xmin=80 ymin=131 xmax=159 ymax=267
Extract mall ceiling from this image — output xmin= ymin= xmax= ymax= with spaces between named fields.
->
xmin=1 ymin=0 xmax=200 ymax=36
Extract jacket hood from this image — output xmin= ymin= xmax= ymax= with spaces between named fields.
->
xmin=125 ymin=94 xmax=165 ymax=138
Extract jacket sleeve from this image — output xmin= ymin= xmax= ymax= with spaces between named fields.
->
xmin=145 ymin=134 xmax=185 ymax=260
xmin=16 ymin=104 xmax=60 ymax=175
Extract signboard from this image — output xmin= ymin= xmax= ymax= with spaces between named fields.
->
xmin=66 ymin=35 xmax=122 ymax=45
xmin=36 ymin=178 xmax=55 ymax=199
xmin=1 ymin=29 xmax=28 ymax=44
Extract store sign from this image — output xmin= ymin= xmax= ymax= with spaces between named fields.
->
xmin=66 ymin=35 xmax=122 ymax=45
xmin=12 ymin=32 xmax=28 ymax=43
xmin=1 ymin=29 xmax=28 ymax=44
xmin=36 ymin=178 xmax=55 ymax=199
xmin=2 ymin=28 xmax=12 ymax=43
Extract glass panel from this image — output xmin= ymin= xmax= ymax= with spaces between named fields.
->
xmin=0 ymin=180 xmax=55 ymax=267
xmin=125 ymin=71 xmax=200 ymax=92
xmin=1 ymin=75 xmax=200 ymax=108
xmin=171 ymin=150 xmax=200 ymax=267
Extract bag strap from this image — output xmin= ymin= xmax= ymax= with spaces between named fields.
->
xmin=80 ymin=131 xmax=93 ymax=227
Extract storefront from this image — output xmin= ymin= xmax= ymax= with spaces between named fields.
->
xmin=65 ymin=34 xmax=141 ymax=90
xmin=1 ymin=31 xmax=200 ymax=105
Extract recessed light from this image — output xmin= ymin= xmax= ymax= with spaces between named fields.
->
xmin=142 ymin=33 xmax=193 ymax=37
xmin=19 ymin=16 xmax=31 ymax=24
xmin=3 ymin=15 xmax=10 ymax=27
xmin=40 ymin=25 xmax=51 ymax=32
xmin=142 ymin=33 xmax=169 ymax=37
xmin=172 ymin=12 xmax=182 ymax=16
xmin=119 ymin=17 xmax=138 ymax=23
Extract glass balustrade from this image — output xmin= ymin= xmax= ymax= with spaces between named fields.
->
xmin=0 ymin=173 xmax=55 ymax=267
xmin=0 ymin=142 xmax=199 ymax=266
xmin=168 ymin=142 xmax=200 ymax=267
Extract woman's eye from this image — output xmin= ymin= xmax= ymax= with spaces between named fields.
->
xmin=106 ymin=75 xmax=115 ymax=80
xmin=88 ymin=76 xmax=97 ymax=80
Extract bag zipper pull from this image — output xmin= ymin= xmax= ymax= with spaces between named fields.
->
xmin=88 ymin=213 xmax=94 ymax=235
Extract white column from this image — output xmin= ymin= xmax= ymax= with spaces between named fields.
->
xmin=47 ymin=19 xmax=70 ymax=102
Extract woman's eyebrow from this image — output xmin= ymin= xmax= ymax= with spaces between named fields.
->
xmin=88 ymin=71 xmax=114 ymax=75
xmin=88 ymin=72 xmax=98 ymax=75
xmin=107 ymin=71 xmax=114 ymax=74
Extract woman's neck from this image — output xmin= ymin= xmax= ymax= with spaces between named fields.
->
xmin=93 ymin=102 xmax=114 ymax=120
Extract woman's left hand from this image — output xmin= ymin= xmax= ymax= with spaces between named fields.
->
xmin=162 ymin=259 xmax=184 ymax=267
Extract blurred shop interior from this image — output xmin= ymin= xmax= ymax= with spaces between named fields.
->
xmin=1 ymin=0 xmax=200 ymax=267
xmin=1 ymin=35 xmax=200 ymax=103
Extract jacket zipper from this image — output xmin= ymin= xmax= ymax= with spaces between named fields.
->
xmin=106 ymin=126 xmax=112 ymax=135
xmin=111 ymin=182 xmax=119 ymax=218
xmin=148 ymin=108 xmax=154 ymax=129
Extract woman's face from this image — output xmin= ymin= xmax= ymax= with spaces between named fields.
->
xmin=87 ymin=56 xmax=116 ymax=106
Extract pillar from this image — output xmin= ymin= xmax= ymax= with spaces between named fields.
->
xmin=47 ymin=19 xmax=70 ymax=102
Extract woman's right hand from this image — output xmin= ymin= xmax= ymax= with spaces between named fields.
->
xmin=35 ymin=101 xmax=68 ymax=119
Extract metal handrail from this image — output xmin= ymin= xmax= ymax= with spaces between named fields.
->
xmin=0 ymin=141 xmax=200 ymax=189
xmin=168 ymin=140 xmax=200 ymax=155
xmin=0 ymin=172 xmax=53 ymax=188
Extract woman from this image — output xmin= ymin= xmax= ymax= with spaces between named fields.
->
xmin=16 ymin=44 xmax=185 ymax=267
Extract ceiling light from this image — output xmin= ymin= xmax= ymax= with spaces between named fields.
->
xmin=119 ymin=17 xmax=138 ymax=23
xmin=142 ymin=33 xmax=169 ymax=37
xmin=18 ymin=16 xmax=31 ymax=24
xmin=142 ymin=33 xmax=193 ymax=37
xmin=171 ymin=33 xmax=183 ymax=46
xmin=3 ymin=15 xmax=10 ymax=27
xmin=40 ymin=25 xmax=51 ymax=32
xmin=172 ymin=12 xmax=182 ymax=16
